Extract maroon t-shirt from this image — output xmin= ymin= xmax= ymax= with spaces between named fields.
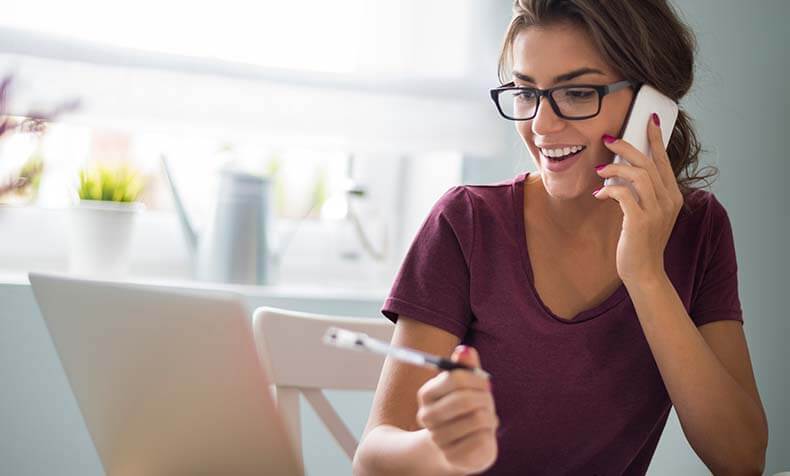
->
xmin=381 ymin=171 xmax=743 ymax=475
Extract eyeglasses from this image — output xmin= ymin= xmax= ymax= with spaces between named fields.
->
xmin=490 ymin=80 xmax=640 ymax=121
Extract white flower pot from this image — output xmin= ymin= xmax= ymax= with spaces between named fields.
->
xmin=68 ymin=200 xmax=144 ymax=277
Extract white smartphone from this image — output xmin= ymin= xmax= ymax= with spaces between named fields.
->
xmin=603 ymin=84 xmax=678 ymax=204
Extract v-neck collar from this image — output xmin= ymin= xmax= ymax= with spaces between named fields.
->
xmin=511 ymin=171 xmax=628 ymax=324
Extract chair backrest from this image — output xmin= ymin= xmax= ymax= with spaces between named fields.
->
xmin=253 ymin=306 xmax=394 ymax=465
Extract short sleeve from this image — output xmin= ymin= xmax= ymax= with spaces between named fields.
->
xmin=689 ymin=195 xmax=744 ymax=326
xmin=381 ymin=186 xmax=475 ymax=338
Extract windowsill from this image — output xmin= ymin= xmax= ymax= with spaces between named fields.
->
xmin=0 ymin=206 xmax=399 ymax=298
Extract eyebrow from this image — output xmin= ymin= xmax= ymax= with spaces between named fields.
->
xmin=512 ymin=67 xmax=606 ymax=84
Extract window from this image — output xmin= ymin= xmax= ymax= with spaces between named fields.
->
xmin=0 ymin=0 xmax=472 ymax=78
xmin=0 ymin=1 xmax=509 ymax=286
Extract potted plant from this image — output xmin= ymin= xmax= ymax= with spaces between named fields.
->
xmin=68 ymin=162 xmax=145 ymax=277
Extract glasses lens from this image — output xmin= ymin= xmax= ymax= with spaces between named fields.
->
xmin=498 ymin=89 xmax=538 ymax=120
xmin=551 ymin=87 xmax=600 ymax=119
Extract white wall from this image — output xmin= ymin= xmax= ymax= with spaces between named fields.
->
xmin=663 ymin=1 xmax=789 ymax=473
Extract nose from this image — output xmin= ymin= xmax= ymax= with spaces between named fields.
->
xmin=531 ymin=95 xmax=565 ymax=136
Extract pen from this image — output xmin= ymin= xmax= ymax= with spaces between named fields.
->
xmin=322 ymin=326 xmax=491 ymax=379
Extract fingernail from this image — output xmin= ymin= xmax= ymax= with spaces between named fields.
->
xmin=602 ymin=134 xmax=617 ymax=144
xmin=458 ymin=345 xmax=470 ymax=357
xmin=592 ymin=187 xmax=602 ymax=196
xmin=594 ymin=163 xmax=607 ymax=171
xmin=652 ymin=113 xmax=660 ymax=126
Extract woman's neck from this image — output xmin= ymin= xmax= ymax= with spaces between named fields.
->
xmin=527 ymin=174 xmax=623 ymax=250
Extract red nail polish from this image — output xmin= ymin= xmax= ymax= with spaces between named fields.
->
xmin=652 ymin=113 xmax=660 ymax=126
xmin=594 ymin=163 xmax=607 ymax=171
xmin=602 ymin=134 xmax=617 ymax=144
xmin=592 ymin=187 xmax=602 ymax=196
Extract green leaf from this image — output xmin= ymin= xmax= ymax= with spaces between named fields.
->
xmin=77 ymin=163 xmax=145 ymax=203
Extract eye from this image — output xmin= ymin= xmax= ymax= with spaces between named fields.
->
xmin=567 ymin=89 xmax=595 ymax=99
xmin=514 ymin=90 xmax=536 ymax=100
xmin=563 ymin=88 xmax=596 ymax=100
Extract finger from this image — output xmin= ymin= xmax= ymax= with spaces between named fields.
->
xmin=450 ymin=345 xmax=491 ymax=391
xmin=430 ymin=408 xmax=499 ymax=448
xmin=593 ymin=184 xmax=644 ymax=218
xmin=418 ymin=369 xmax=490 ymax=406
xmin=647 ymin=112 xmax=677 ymax=192
xmin=441 ymin=427 xmax=497 ymax=464
xmin=451 ymin=344 xmax=480 ymax=368
xmin=595 ymin=163 xmax=658 ymax=211
xmin=602 ymin=132 xmax=666 ymax=198
xmin=417 ymin=352 xmax=489 ymax=406
xmin=452 ymin=344 xmax=492 ymax=379
xmin=417 ymin=389 xmax=495 ymax=428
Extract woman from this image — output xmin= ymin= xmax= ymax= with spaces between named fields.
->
xmin=353 ymin=1 xmax=768 ymax=474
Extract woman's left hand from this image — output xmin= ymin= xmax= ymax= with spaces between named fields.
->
xmin=593 ymin=113 xmax=683 ymax=286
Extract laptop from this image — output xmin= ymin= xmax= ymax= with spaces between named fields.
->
xmin=29 ymin=272 xmax=303 ymax=476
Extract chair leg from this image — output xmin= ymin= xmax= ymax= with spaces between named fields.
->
xmin=302 ymin=388 xmax=358 ymax=461
xmin=275 ymin=386 xmax=303 ymax=468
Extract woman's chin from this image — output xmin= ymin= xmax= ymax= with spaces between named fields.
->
xmin=540 ymin=175 xmax=597 ymax=201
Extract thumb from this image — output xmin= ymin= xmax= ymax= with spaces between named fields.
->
xmin=451 ymin=344 xmax=481 ymax=369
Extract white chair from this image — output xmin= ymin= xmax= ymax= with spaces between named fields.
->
xmin=253 ymin=306 xmax=394 ymax=467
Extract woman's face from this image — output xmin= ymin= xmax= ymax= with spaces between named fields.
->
xmin=511 ymin=22 xmax=635 ymax=200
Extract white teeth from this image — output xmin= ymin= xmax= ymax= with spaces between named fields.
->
xmin=540 ymin=145 xmax=584 ymax=157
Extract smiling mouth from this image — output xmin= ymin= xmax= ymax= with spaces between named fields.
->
xmin=540 ymin=146 xmax=587 ymax=161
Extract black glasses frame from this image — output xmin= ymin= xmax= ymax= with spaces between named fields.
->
xmin=489 ymin=79 xmax=641 ymax=121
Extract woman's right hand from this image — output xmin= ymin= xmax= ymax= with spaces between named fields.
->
xmin=416 ymin=345 xmax=499 ymax=474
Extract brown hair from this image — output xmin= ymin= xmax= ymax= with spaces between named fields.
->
xmin=499 ymin=0 xmax=717 ymax=196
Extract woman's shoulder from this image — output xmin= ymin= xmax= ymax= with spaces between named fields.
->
xmin=462 ymin=174 xmax=522 ymax=192
xmin=675 ymin=188 xmax=736 ymax=250
xmin=431 ymin=175 xmax=520 ymax=213
xmin=678 ymin=187 xmax=731 ymax=223
xmin=455 ymin=175 xmax=522 ymax=208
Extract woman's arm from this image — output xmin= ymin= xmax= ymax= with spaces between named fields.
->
xmin=353 ymin=317 xmax=460 ymax=476
xmin=626 ymin=274 xmax=768 ymax=475
xmin=353 ymin=425 xmax=463 ymax=476
xmin=353 ymin=317 xmax=497 ymax=476
xmin=595 ymin=114 xmax=768 ymax=474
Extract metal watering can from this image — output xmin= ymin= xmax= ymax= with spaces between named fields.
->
xmin=160 ymin=156 xmax=272 ymax=285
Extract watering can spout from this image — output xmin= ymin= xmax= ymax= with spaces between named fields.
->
xmin=160 ymin=155 xmax=199 ymax=257
xmin=159 ymin=154 xmax=273 ymax=285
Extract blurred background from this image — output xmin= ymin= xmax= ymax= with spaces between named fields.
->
xmin=0 ymin=1 xmax=787 ymax=474
xmin=0 ymin=1 xmax=523 ymax=290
